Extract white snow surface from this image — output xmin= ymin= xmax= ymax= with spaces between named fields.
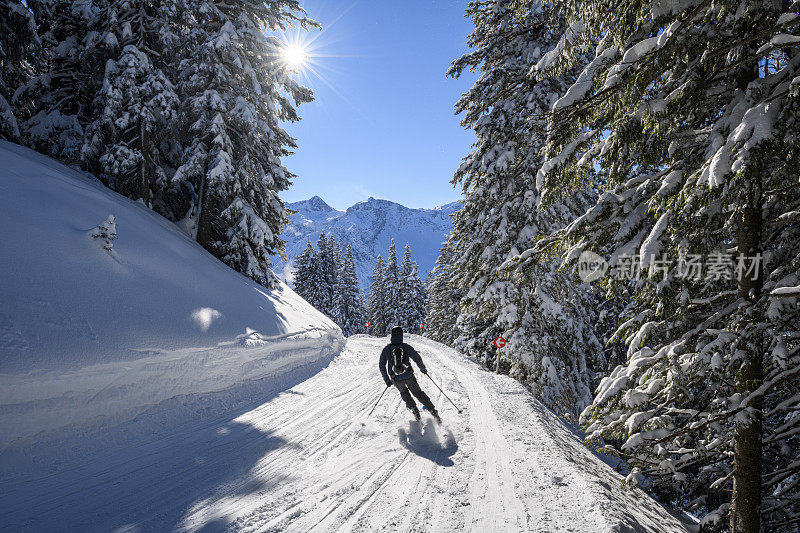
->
xmin=0 ymin=140 xmax=344 ymax=444
xmin=1 ymin=335 xmax=690 ymax=532
xmin=0 ymin=142 xmax=689 ymax=532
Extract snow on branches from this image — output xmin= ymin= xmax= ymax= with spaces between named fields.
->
xmin=530 ymin=0 xmax=800 ymax=528
xmin=9 ymin=0 xmax=316 ymax=289
xmin=292 ymin=234 xmax=365 ymax=337
xmin=91 ymin=214 xmax=117 ymax=254
xmin=446 ymin=0 xmax=609 ymax=421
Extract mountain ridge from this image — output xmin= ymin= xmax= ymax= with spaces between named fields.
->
xmin=277 ymin=196 xmax=461 ymax=292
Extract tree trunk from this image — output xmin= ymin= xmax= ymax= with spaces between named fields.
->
xmin=730 ymin=201 xmax=763 ymax=533
xmin=140 ymin=120 xmax=152 ymax=206
xmin=195 ymin=171 xmax=212 ymax=250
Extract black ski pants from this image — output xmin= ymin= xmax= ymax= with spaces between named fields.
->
xmin=394 ymin=375 xmax=435 ymax=413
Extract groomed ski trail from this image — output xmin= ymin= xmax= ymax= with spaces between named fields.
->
xmin=1 ymin=335 xmax=690 ymax=532
xmin=183 ymin=335 xmax=689 ymax=532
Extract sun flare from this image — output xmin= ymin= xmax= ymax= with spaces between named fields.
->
xmin=276 ymin=29 xmax=342 ymax=101
xmin=281 ymin=43 xmax=309 ymax=69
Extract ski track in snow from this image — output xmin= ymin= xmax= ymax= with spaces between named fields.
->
xmin=1 ymin=335 xmax=689 ymax=532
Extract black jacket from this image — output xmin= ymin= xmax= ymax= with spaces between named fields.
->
xmin=379 ymin=327 xmax=426 ymax=383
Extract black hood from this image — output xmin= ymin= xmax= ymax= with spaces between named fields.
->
xmin=390 ymin=326 xmax=403 ymax=345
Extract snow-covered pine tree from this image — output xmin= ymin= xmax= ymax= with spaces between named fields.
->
xmin=292 ymin=238 xmax=317 ymax=307
xmin=326 ymin=235 xmax=344 ymax=321
xmin=17 ymin=0 xmax=182 ymax=200
xmin=425 ymin=234 xmax=464 ymax=346
xmin=400 ymin=242 xmax=426 ymax=333
xmin=313 ymin=233 xmax=338 ymax=316
xmin=505 ymin=255 xmax=607 ymax=419
xmin=333 ymin=244 xmax=365 ymax=336
xmin=367 ymin=255 xmax=387 ymax=336
xmin=348 ymin=245 xmax=366 ymax=335
xmin=534 ymin=0 xmax=800 ymax=528
xmin=294 ymin=236 xmax=362 ymax=335
xmin=448 ymin=0 xmax=602 ymax=419
xmin=0 ymin=0 xmax=38 ymax=140
xmin=91 ymin=214 xmax=117 ymax=254
xmin=173 ymin=0 xmax=316 ymax=287
xmin=16 ymin=0 xmax=109 ymax=161
xmin=10 ymin=0 xmax=316 ymax=289
xmin=82 ymin=0 xmax=181 ymax=206
xmin=301 ymin=232 xmax=326 ymax=315
xmin=383 ymin=239 xmax=403 ymax=332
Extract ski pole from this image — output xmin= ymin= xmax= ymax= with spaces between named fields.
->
xmin=366 ymin=385 xmax=390 ymax=417
xmin=424 ymin=373 xmax=462 ymax=414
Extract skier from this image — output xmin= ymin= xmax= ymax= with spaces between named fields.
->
xmin=379 ymin=326 xmax=441 ymax=423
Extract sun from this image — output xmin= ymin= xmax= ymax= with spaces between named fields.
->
xmin=275 ymin=30 xmax=338 ymax=98
xmin=281 ymin=43 xmax=309 ymax=69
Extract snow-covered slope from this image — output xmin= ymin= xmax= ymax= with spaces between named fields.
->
xmin=278 ymin=196 xmax=460 ymax=291
xmin=0 ymin=141 xmax=344 ymax=445
xmin=1 ymin=335 xmax=691 ymax=532
xmin=0 ymin=143 xmax=689 ymax=532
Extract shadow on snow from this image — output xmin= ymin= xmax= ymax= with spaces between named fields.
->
xmin=397 ymin=418 xmax=458 ymax=467
xmin=0 ymin=352 xmax=337 ymax=532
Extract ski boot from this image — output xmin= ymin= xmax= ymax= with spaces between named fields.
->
xmin=410 ymin=406 xmax=421 ymax=421
xmin=423 ymin=406 xmax=442 ymax=424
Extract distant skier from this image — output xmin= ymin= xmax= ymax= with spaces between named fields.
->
xmin=379 ymin=326 xmax=441 ymax=422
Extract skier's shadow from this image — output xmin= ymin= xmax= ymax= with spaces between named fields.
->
xmin=397 ymin=418 xmax=458 ymax=467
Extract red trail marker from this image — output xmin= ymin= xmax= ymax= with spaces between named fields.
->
xmin=493 ymin=336 xmax=507 ymax=373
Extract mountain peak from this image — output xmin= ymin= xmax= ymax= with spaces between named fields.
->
xmin=306 ymin=195 xmax=333 ymax=210
xmin=278 ymin=196 xmax=460 ymax=292
xmin=286 ymin=196 xmax=344 ymax=225
xmin=347 ymin=197 xmax=404 ymax=213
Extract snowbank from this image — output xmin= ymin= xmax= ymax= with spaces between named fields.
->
xmin=0 ymin=141 xmax=344 ymax=446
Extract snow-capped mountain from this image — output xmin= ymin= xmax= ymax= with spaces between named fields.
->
xmin=277 ymin=196 xmax=461 ymax=292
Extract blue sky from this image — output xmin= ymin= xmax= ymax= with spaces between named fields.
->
xmin=280 ymin=0 xmax=477 ymax=210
